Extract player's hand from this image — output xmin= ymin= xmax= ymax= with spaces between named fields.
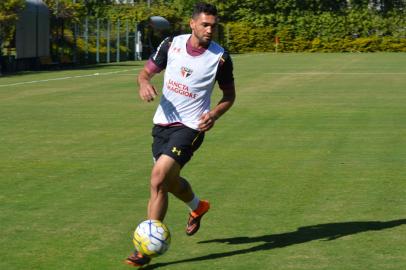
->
xmin=198 ymin=112 xmax=218 ymax=132
xmin=139 ymin=82 xmax=158 ymax=102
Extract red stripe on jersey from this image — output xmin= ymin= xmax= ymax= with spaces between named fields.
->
xmin=145 ymin=59 xmax=163 ymax=74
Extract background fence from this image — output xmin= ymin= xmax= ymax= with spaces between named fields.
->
xmin=1 ymin=16 xmax=170 ymax=73
xmin=54 ymin=18 xmax=143 ymax=65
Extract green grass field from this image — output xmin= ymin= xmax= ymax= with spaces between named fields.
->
xmin=1 ymin=53 xmax=405 ymax=270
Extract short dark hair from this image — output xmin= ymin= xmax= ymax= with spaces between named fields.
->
xmin=192 ymin=2 xmax=218 ymax=18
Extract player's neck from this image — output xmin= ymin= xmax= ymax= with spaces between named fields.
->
xmin=188 ymin=35 xmax=210 ymax=50
xmin=187 ymin=37 xmax=208 ymax=57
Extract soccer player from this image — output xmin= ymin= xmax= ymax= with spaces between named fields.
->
xmin=126 ymin=2 xmax=235 ymax=267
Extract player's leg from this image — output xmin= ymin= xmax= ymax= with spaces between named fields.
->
xmin=161 ymin=127 xmax=210 ymax=236
xmin=168 ymin=176 xmax=194 ymax=202
xmin=163 ymin=170 xmax=210 ymax=236
xmin=126 ymin=157 xmax=178 ymax=268
xmin=147 ymin=153 xmax=210 ymax=229
xmin=169 ymin=176 xmax=207 ymax=216
xmin=149 ymin=125 xmax=209 ymax=234
xmin=126 ymin=158 xmax=185 ymax=267
xmin=147 ymin=154 xmax=181 ymax=221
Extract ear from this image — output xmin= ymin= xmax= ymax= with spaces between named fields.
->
xmin=189 ymin=18 xmax=195 ymax=31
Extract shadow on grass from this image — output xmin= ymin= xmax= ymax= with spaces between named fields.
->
xmin=143 ymin=219 xmax=406 ymax=269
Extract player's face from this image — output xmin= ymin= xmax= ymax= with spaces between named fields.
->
xmin=190 ymin=13 xmax=217 ymax=47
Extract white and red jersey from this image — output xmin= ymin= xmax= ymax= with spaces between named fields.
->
xmin=152 ymin=34 xmax=225 ymax=130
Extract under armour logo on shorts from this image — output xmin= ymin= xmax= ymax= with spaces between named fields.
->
xmin=171 ymin=147 xmax=182 ymax=156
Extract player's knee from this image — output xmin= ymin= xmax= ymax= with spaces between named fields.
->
xmin=150 ymin=167 xmax=169 ymax=193
xmin=150 ymin=179 xmax=168 ymax=194
xmin=150 ymin=157 xmax=181 ymax=194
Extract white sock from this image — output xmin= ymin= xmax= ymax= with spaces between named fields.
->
xmin=187 ymin=196 xmax=200 ymax=211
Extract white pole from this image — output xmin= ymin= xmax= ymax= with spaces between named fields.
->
xmin=136 ymin=28 xmax=142 ymax=61
xmin=134 ymin=23 xmax=137 ymax=61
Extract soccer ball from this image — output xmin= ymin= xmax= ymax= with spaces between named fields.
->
xmin=133 ymin=220 xmax=171 ymax=257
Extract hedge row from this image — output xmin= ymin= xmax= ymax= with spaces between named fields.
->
xmin=224 ymin=22 xmax=406 ymax=53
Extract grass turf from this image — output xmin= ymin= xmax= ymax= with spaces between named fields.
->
xmin=0 ymin=53 xmax=405 ymax=269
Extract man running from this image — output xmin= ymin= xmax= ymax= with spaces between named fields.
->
xmin=126 ymin=2 xmax=235 ymax=267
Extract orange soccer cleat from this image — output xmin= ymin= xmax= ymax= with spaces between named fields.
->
xmin=125 ymin=251 xmax=151 ymax=268
xmin=186 ymin=200 xmax=210 ymax=236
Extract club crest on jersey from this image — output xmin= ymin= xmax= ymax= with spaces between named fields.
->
xmin=181 ymin=66 xmax=193 ymax=78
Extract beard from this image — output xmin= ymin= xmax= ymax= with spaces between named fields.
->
xmin=197 ymin=34 xmax=212 ymax=47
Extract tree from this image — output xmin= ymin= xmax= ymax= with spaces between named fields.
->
xmin=80 ymin=0 xmax=115 ymax=17
xmin=0 ymin=0 xmax=25 ymax=56
xmin=349 ymin=0 xmax=406 ymax=13
xmin=371 ymin=0 xmax=406 ymax=13
xmin=42 ymin=0 xmax=84 ymax=20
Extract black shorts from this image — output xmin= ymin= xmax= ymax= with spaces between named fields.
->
xmin=151 ymin=125 xmax=205 ymax=167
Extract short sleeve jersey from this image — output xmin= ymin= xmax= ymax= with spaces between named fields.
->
xmin=149 ymin=36 xmax=234 ymax=87
xmin=150 ymin=34 xmax=234 ymax=130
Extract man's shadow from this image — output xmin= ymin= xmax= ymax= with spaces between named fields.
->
xmin=143 ymin=219 xmax=406 ymax=269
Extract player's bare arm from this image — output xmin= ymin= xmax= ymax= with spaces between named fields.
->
xmin=138 ymin=67 xmax=158 ymax=102
xmin=198 ymin=83 xmax=236 ymax=131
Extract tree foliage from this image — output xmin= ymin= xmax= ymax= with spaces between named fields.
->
xmin=1 ymin=0 xmax=405 ymax=55
xmin=0 ymin=0 xmax=25 ymax=50
xmin=42 ymin=0 xmax=84 ymax=21
xmin=209 ymin=0 xmax=405 ymax=52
